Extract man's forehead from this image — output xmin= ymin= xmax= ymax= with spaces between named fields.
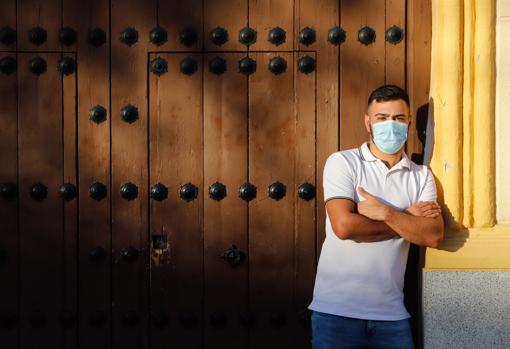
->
xmin=368 ymin=99 xmax=409 ymax=114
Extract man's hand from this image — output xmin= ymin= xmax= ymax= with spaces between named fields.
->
xmin=405 ymin=201 xmax=442 ymax=218
xmin=356 ymin=187 xmax=391 ymax=221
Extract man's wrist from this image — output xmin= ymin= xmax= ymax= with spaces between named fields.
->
xmin=383 ymin=205 xmax=398 ymax=222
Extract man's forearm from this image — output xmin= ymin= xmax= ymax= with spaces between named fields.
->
xmin=384 ymin=208 xmax=444 ymax=247
xmin=335 ymin=212 xmax=399 ymax=242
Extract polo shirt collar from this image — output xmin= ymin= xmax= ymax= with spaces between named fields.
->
xmin=359 ymin=141 xmax=411 ymax=170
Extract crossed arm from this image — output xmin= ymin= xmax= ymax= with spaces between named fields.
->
xmin=326 ymin=187 xmax=444 ymax=248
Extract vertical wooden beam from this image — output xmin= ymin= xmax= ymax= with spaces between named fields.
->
xmin=18 ymin=53 xmax=64 ymax=347
xmin=70 ymin=0 xmax=111 ymax=346
xmin=148 ymin=52 xmax=204 ymax=348
xmin=203 ymin=52 xmax=249 ymax=347
xmin=0 ymin=2 xmax=19 ymax=342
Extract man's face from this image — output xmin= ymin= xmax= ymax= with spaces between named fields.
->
xmin=364 ymin=99 xmax=411 ymax=140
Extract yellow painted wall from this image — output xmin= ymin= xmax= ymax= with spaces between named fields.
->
xmin=425 ymin=0 xmax=510 ymax=270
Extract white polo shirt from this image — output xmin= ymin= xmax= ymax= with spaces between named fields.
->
xmin=308 ymin=141 xmax=437 ymax=320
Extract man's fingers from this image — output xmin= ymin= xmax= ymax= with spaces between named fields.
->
xmin=423 ymin=208 xmax=441 ymax=217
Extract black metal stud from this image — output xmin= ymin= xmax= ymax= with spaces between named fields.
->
xmin=28 ymin=56 xmax=47 ymax=75
xmin=208 ymin=181 xmax=226 ymax=201
xmin=150 ymin=56 xmax=168 ymax=76
xmin=238 ymin=182 xmax=256 ymax=201
xmin=268 ymin=181 xmax=286 ymax=200
xmin=28 ymin=26 xmax=47 ymax=46
xmin=120 ymin=104 xmax=139 ymax=123
xmin=120 ymin=27 xmax=138 ymax=46
xmin=222 ymin=244 xmax=245 ymax=267
xmin=59 ymin=182 xmax=77 ymax=201
xmin=239 ymin=311 xmax=256 ymax=328
xmin=210 ymin=311 xmax=227 ymax=329
xmin=89 ymin=246 xmax=107 ymax=264
xmin=30 ymin=182 xmax=47 ymax=201
xmin=298 ymin=182 xmax=315 ymax=201
xmin=179 ymin=27 xmax=198 ymax=47
xmin=0 ymin=311 xmax=18 ymax=329
xmin=270 ymin=311 xmax=286 ymax=329
xmin=180 ymin=57 xmax=198 ymax=75
xmin=89 ymin=105 xmax=107 ymax=124
xmin=150 ymin=182 xmax=168 ymax=201
xmin=58 ymin=56 xmax=76 ymax=75
xmin=28 ymin=310 xmax=47 ymax=328
xmin=88 ymin=27 xmax=106 ymax=47
xmin=299 ymin=27 xmax=316 ymax=46
xmin=179 ymin=310 xmax=197 ymax=329
xmin=121 ymin=246 xmax=140 ymax=263
xmin=59 ymin=310 xmax=77 ymax=328
xmin=328 ymin=26 xmax=346 ymax=46
xmin=238 ymin=57 xmax=256 ymax=75
xmin=150 ymin=26 xmax=168 ymax=46
xmin=88 ymin=311 xmax=106 ymax=328
xmin=151 ymin=311 xmax=169 ymax=328
xmin=297 ymin=309 xmax=312 ymax=328
xmin=209 ymin=56 xmax=226 ymax=75
xmin=358 ymin=26 xmax=376 ymax=46
xmin=239 ymin=27 xmax=257 ymax=46
xmin=298 ymin=55 xmax=316 ymax=74
xmin=179 ymin=182 xmax=198 ymax=202
xmin=385 ymin=25 xmax=403 ymax=45
xmin=0 ymin=182 xmax=17 ymax=201
xmin=268 ymin=27 xmax=286 ymax=46
xmin=120 ymin=182 xmax=138 ymax=201
xmin=59 ymin=26 xmax=77 ymax=46
xmin=89 ymin=182 xmax=107 ymax=201
xmin=210 ymin=26 xmax=228 ymax=46
xmin=268 ymin=56 xmax=287 ymax=75
xmin=0 ymin=26 xmax=16 ymax=46
xmin=122 ymin=310 xmax=140 ymax=327
xmin=0 ymin=56 xmax=16 ymax=75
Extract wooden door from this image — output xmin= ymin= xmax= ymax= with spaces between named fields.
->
xmin=0 ymin=0 xmax=431 ymax=348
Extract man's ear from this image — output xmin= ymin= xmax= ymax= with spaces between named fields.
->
xmin=364 ymin=114 xmax=371 ymax=133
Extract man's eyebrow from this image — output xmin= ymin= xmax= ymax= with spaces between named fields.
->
xmin=373 ymin=112 xmax=407 ymax=117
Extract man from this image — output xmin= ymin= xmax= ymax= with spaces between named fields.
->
xmin=308 ymin=85 xmax=445 ymax=349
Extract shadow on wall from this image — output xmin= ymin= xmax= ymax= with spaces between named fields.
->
xmin=419 ymin=97 xmax=468 ymax=254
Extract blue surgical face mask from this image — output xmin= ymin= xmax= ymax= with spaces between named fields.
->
xmin=370 ymin=119 xmax=408 ymax=154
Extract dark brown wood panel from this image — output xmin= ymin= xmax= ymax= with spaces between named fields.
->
xmin=249 ymin=51 xmax=299 ymax=347
xmin=18 ymin=53 xmax=66 ymax=347
xmin=250 ymin=0 xmax=294 ymax=51
xmin=17 ymin=0 xmax=61 ymax=51
xmin=203 ymin=53 xmax=249 ymax=347
xmin=386 ymin=0 xmax=406 ymax=87
xmin=340 ymin=0 xmax=386 ymax=150
xmin=204 ymin=0 xmax=246 ymax=51
xmin=149 ymin=52 xmax=203 ymax=349
xmin=292 ymin=51 xmax=316 ymax=348
xmin=0 ymin=50 xmax=18 ymax=347
xmin=111 ymin=0 xmax=154 ymax=347
xmin=159 ymin=0 xmax=203 ymax=51
xmin=62 ymin=51 xmax=78 ymax=348
xmin=407 ymin=0 xmax=432 ymax=159
xmin=296 ymin=0 xmax=339 ymax=266
xmin=70 ymin=0 xmax=111 ymax=347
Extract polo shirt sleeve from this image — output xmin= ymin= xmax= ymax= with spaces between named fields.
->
xmin=323 ymin=153 xmax=356 ymax=203
xmin=417 ymin=167 xmax=438 ymax=202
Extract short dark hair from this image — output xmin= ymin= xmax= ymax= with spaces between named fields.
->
xmin=367 ymin=85 xmax=410 ymax=107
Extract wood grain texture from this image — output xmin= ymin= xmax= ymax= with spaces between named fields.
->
xmin=149 ymin=52 xmax=203 ymax=349
xmin=111 ymin=0 xmax=153 ymax=347
xmin=18 ymin=53 xmax=64 ymax=347
xmin=203 ymin=52 xmax=249 ymax=347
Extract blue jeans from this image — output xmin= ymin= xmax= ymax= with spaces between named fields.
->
xmin=311 ymin=310 xmax=415 ymax=349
